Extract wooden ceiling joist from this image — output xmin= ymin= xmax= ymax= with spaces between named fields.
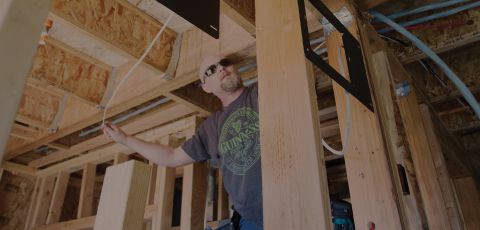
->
xmin=50 ymin=0 xmax=177 ymax=73
xmin=30 ymin=37 xmax=111 ymax=105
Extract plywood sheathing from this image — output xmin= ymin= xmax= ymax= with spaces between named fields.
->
xmin=50 ymin=0 xmax=177 ymax=72
xmin=30 ymin=39 xmax=111 ymax=105
xmin=17 ymin=85 xmax=62 ymax=128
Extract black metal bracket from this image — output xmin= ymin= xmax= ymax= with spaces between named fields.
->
xmin=298 ymin=0 xmax=374 ymax=111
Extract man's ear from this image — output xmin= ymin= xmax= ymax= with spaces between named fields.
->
xmin=202 ymin=81 xmax=212 ymax=93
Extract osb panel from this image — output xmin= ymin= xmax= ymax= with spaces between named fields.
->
xmin=17 ymin=85 xmax=61 ymax=126
xmin=0 ymin=172 xmax=36 ymax=230
xmin=51 ymin=0 xmax=177 ymax=71
xmin=30 ymin=40 xmax=110 ymax=104
xmin=223 ymin=0 xmax=255 ymax=24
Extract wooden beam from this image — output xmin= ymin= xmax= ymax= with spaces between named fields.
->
xmin=2 ymin=161 xmax=37 ymax=176
xmin=217 ymin=170 xmax=230 ymax=220
xmin=46 ymin=171 xmax=70 ymax=224
xmin=94 ymin=160 xmax=150 ymax=230
xmin=50 ymin=0 xmax=177 ymax=72
xmin=152 ymin=135 xmax=177 ymax=229
xmin=113 ymin=153 xmax=129 ymax=165
xmin=146 ymin=161 xmax=157 ymax=206
xmin=180 ymin=125 xmax=208 ymax=230
xmin=31 ymin=175 xmax=56 ymax=228
xmin=0 ymin=0 xmax=52 ymax=157
xmin=28 ymin=102 xmax=192 ymax=168
xmin=36 ymin=216 xmax=96 ymax=230
xmin=325 ymin=1 xmax=405 ymax=229
xmin=169 ymin=83 xmax=222 ymax=115
xmin=77 ymin=163 xmax=96 ymax=218
xmin=255 ymin=0 xmax=331 ymax=228
xmin=453 ymin=177 xmax=480 ymax=229
xmin=36 ymin=116 xmax=197 ymax=177
xmin=221 ymin=0 xmax=256 ymax=36
xmin=25 ymin=178 xmax=41 ymax=230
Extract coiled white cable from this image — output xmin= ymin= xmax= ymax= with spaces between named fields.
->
xmin=101 ymin=12 xmax=175 ymax=127
xmin=321 ymin=47 xmax=352 ymax=156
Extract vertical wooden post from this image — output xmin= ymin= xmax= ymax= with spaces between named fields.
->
xmin=325 ymin=1 xmax=404 ymax=229
xmin=255 ymin=0 xmax=331 ymax=229
xmin=419 ymin=104 xmax=463 ymax=229
xmin=152 ymin=135 xmax=176 ymax=230
xmin=114 ymin=153 xmax=129 ymax=165
xmin=453 ymin=177 xmax=480 ymax=229
xmin=78 ymin=163 xmax=96 ymax=218
xmin=94 ymin=160 xmax=151 ymax=230
xmin=0 ymin=0 xmax=51 ymax=155
xmin=181 ymin=120 xmax=208 ymax=230
xmin=31 ymin=175 xmax=56 ymax=228
xmin=0 ymin=168 xmax=3 ymax=183
xmin=24 ymin=177 xmax=41 ymax=230
xmin=46 ymin=171 xmax=70 ymax=224
xmin=216 ymin=170 xmax=229 ymax=221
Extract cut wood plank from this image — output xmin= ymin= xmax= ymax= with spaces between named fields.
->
xmin=77 ymin=163 xmax=96 ymax=218
xmin=37 ymin=116 xmax=197 ymax=177
xmin=221 ymin=0 xmax=256 ymax=36
xmin=453 ymin=177 xmax=480 ymax=230
xmin=1 ymin=161 xmax=37 ymax=176
xmin=31 ymin=175 xmax=56 ymax=228
xmin=217 ymin=170 xmax=230 ymax=220
xmin=0 ymin=0 xmax=52 ymax=157
xmin=180 ymin=125 xmax=208 ymax=230
xmin=94 ymin=160 xmax=151 ymax=230
xmin=25 ymin=178 xmax=41 ymax=230
xmin=114 ymin=153 xmax=129 ymax=165
xmin=46 ymin=171 xmax=70 ymax=224
xmin=255 ymin=0 xmax=331 ymax=228
xmin=325 ymin=1 xmax=404 ymax=229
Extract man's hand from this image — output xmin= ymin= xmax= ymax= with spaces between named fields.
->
xmin=102 ymin=122 xmax=128 ymax=145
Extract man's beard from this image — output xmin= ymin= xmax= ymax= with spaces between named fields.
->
xmin=220 ymin=74 xmax=242 ymax=92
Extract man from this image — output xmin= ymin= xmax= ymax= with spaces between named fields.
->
xmin=103 ymin=54 xmax=263 ymax=230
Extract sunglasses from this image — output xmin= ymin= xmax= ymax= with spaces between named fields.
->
xmin=203 ymin=58 xmax=233 ymax=82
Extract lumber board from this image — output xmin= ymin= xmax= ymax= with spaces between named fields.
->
xmin=2 ymin=161 xmax=37 ymax=176
xmin=36 ymin=116 xmax=197 ymax=177
xmin=325 ymin=1 xmax=404 ymax=229
xmin=25 ymin=178 xmax=41 ymax=230
xmin=180 ymin=125 xmax=208 ymax=230
xmin=50 ymin=0 xmax=177 ymax=72
xmin=113 ymin=153 xmax=129 ymax=165
xmin=77 ymin=163 xmax=96 ymax=218
xmin=152 ymin=135 xmax=176 ymax=230
xmin=217 ymin=170 xmax=230 ymax=220
xmin=46 ymin=171 xmax=70 ymax=224
xmin=453 ymin=177 xmax=480 ymax=229
xmin=31 ymin=175 xmax=56 ymax=228
xmin=0 ymin=0 xmax=51 ymax=159
xmin=221 ymin=0 xmax=256 ymax=36
xmin=255 ymin=0 xmax=331 ymax=228
xmin=93 ymin=160 xmax=150 ymax=230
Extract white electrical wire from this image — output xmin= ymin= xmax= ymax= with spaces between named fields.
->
xmin=321 ymin=47 xmax=352 ymax=156
xmin=101 ymin=12 xmax=175 ymax=127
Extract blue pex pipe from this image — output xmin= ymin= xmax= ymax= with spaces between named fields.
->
xmin=371 ymin=11 xmax=480 ymax=119
xmin=373 ymin=0 xmax=467 ymax=22
xmin=378 ymin=0 xmax=480 ymax=34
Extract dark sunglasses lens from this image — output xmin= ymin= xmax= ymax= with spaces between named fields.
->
xmin=219 ymin=58 xmax=232 ymax=67
xmin=204 ymin=64 xmax=217 ymax=77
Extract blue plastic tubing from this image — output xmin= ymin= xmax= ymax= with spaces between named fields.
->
xmin=377 ymin=1 xmax=480 ymax=34
xmin=373 ymin=0 xmax=467 ymax=22
xmin=371 ymin=11 xmax=480 ymax=119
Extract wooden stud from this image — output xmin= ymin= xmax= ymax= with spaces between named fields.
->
xmin=145 ymin=161 xmax=157 ymax=206
xmin=325 ymin=1 xmax=404 ymax=229
xmin=114 ymin=153 xmax=129 ymax=165
xmin=25 ymin=178 xmax=41 ymax=230
xmin=1 ymin=161 xmax=37 ymax=176
xmin=94 ymin=160 xmax=151 ymax=230
xmin=152 ymin=135 xmax=177 ymax=230
xmin=0 ymin=0 xmax=52 ymax=156
xmin=453 ymin=177 xmax=480 ymax=229
xmin=46 ymin=171 xmax=70 ymax=224
xmin=217 ymin=170 xmax=230 ymax=221
xmin=31 ymin=175 xmax=56 ymax=228
xmin=37 ymin=216 xmax=96 ymax=230
xmin=255 ymin=0 xmax=332 ymax=229
xmin=78 ymin=163 xmax=96 ymax=218
xmin=180 ymin=124 xmax=208 ymax=230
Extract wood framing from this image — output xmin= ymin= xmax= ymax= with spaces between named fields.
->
xmin=77 ymin=163 xmax=96 ymax=218
xmin=46 ymin=171 xmax=70 ymax=224
xmin=221 ymin=0 xmax=256 ymax=36
xmin=255 ymin=0 xmax=331 ymax=229
xmin=93 ymin=160 xmax=151 ymax=230
xmin=152 ymin=135 xmax=177 ymax=230
xmin=0 ymin=0 xmax=52 ymax=156
xmin=30 ymin=175 xmax=56 ymax=228
xmin=325 ymin=0 xmax=405 ymax=228
xmin=453 ymin=177 xmax=480 ymax=229
xmin=180 ymin=124 xmax=208 ymax=230
xmin=217 ymin=170 xmax=230 ymax=220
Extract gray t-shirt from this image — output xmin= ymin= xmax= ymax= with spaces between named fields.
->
xmin=181 ymin=84 xmax=263 ymax=227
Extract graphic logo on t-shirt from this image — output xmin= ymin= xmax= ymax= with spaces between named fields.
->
xmin=218 ymin=107 xmax=260 ymax=175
